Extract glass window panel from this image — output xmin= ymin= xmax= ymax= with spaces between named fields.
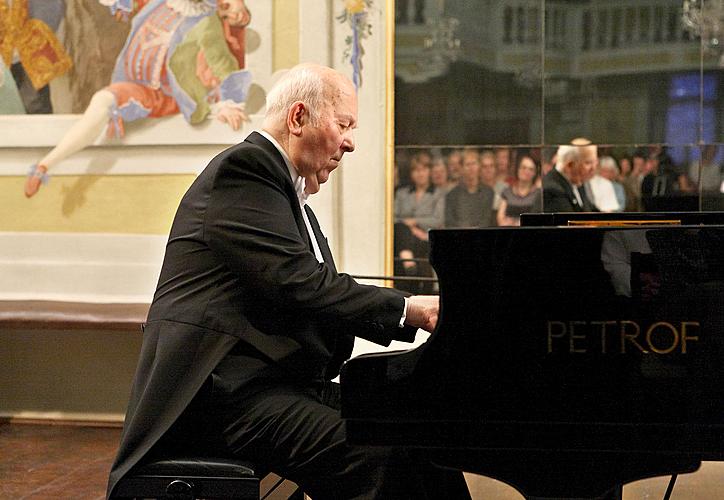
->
xmin=544 ymin=0 xmax=703 ymax=146
xmin=395 ymin=0 xmax=722 ymax=221
xmin=395 ymin=0 xmax=542 ymax=146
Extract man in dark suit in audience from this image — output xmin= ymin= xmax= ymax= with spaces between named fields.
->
xmin=543 ymin=139 xmax=599 ymax=212
xmin=107 ymin=63 xmax=470 ymax=499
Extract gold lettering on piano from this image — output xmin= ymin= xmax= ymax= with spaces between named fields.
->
xmin=546 ymin=320 xmax=700 ymax=354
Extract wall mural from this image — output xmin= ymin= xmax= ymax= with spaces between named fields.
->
xmin=337 ymin=0 xmax=372 ymax=89
xmin=0 ymin=0 xmax=257 ymax=197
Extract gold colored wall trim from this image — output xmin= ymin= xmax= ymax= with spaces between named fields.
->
xmin=272 ymin=0 xmax=300 ymax=72
xmin=384 ymin=0 xmax=395 ymax=281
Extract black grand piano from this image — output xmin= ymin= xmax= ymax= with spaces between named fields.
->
xmin=341 ymin=213 xmax=724 ymax=499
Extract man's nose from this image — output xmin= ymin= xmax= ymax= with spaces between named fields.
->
xmin=342 ymin=132 xmax=355 ymax=153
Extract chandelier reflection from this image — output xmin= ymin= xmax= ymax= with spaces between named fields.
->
xmin=422 ymin=15 xmax=461 ymax=71
xmin=395 ymin=0 xmax=461 ymax=83
xmin=682 ymin=0 xmax=724 ymax=65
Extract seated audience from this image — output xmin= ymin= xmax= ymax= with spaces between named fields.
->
xmin=497 ymin=154 xmax=542 ymax=226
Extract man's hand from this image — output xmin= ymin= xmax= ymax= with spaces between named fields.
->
xmin=404 ymin=295 xmax=440 ymax=333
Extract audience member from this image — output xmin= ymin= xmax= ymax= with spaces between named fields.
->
xmin=495 ymin=146 xmax=513 ymax=185
xmin=497 ymin=155 xmax=542 ymax=226
xmin=480 ymin=149 xmax=505 ymax=209
xmin=618 ymin=155 xmax=632 ymax=178
xmin=589 ymin=155 xmax=624 ymax=212
xmin=542 ymin=139 xmax=598 ymax=212
xmin=445 ymin=148 xmax=464 ymax=185
xmin=690 ymin=145 xmax=723 ymax=211
xmin=622 ymin=149 xmax=647 ymax=211
xmin=689 ymin=144 xmax=722 ymax=192
xmin=602 ymin=156 xmax=626 ymax=210
xmin=641 ymin=152 xmax=676 ymax=210
xmin=394 ymin=155 xmax=444 ymax=293
xmin=430 ymin=156 xmax=455 ymax=194
xmin=651 ymin=144 xmax=694 ymax=193
xmin=445 ymin=148 xmax=496 ymax=227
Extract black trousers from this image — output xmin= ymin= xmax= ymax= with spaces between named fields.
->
xmin=161 ymin=376 xmax=471 ymax=500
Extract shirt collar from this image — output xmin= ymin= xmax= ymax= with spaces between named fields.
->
xmin=259 ymin=129 xmax=309 ymax=205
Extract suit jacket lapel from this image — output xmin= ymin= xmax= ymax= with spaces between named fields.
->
xmin=553 ymin=169 xmax=583 ymax=211
xmin=245 ymin=132 xmax=316 ymax=250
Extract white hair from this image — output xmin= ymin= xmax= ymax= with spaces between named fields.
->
xmin=264 ymin=66 xmax=328 ymax=127
xmin=598 ymin=155 xmax=619 ymax=173
xmin=555 ymin=144 xmax=581 ymax=170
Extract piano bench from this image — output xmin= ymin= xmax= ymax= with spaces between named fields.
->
xmin=111 ymin=456 xmax=304 ymax=499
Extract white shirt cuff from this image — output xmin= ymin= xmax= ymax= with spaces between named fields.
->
xmin=399 ymin=297 xmax=409 ymax=327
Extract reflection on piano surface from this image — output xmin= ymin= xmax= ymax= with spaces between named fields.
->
xmin=341 ymin=215 xmax=724 ymax=499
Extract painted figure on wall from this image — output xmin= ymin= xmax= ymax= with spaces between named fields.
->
xmin=0 ymin=0 xmax=72 ymax=114
xmin=24 ymin=0 xmax=253 ymax=198
xmin=0 ymin=56 xmax=25 ymax=113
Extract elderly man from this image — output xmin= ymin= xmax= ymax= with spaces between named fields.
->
xmin=107 ymin=63 xmax=470 ymax=499
xmin=542 ymin=139 xmax=599 ymax=212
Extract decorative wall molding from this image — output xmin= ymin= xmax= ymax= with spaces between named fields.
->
xmin=0 ymin=232 xmax=166 ymax=303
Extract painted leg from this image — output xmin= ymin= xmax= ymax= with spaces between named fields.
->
xmin=25 ymin=89 xmax=115 ymax=198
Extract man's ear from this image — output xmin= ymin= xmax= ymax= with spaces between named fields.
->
xmin=287 ymin=102 xmax=306 ymax=136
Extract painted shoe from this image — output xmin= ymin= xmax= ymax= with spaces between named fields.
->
xmin=24 ymin=164 xmax=49 ymax=198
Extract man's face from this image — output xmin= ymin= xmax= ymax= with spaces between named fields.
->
xmin=480 ymin=156 xmax=496 ymax=184
xmin=462 ymin=152 xmax=481 ymax=183
xmin=447 ymin=153 xmax=462 ymax=180
xmin=568 ymin=145 xmax=597 ymax=185
xmin=219 ymin=0 xmax=251 ymax=27
xmin=296 ymin=82 xmax=357 ymax=194
xmin=431 ymin=162 xmax=448 ymax=186
xmin=410 ymin=164 xmax=431 ymax=187
xmin=495 ymin=148 xmax=510 ymax=175
xmin=599 ymin=167 xmax=617 ymax=181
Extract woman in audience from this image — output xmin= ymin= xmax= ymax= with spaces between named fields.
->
xmin=430 ymin=156 xmax=455 ymax=194
xmin=394 ymin=152 xmax=444 ymax=292
xmin=497 ymin=154 xmax=541 ymax=226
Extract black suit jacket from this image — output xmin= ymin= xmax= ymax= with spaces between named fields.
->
xmin=107 ymin=132 xmax=414 ymax=496
xmin=542 ymin=168 xmax=598 ymax=212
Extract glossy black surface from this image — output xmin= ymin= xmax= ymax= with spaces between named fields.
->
xmin=341 ymin=221 xmax=724 ymax=497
